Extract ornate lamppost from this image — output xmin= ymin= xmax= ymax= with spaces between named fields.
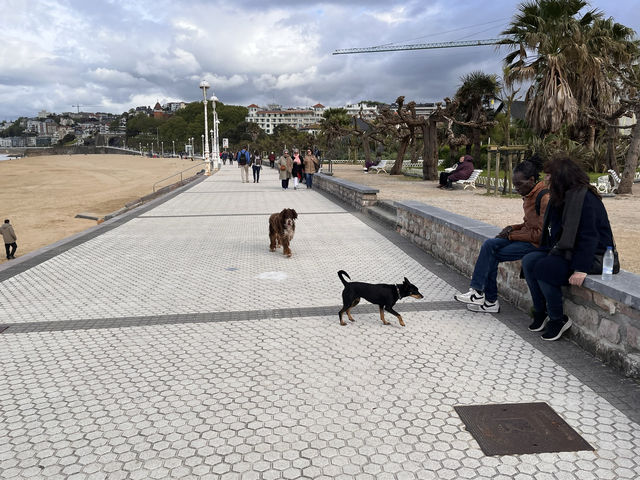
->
xmin=199 ymin=80 xmax=211 ymax=175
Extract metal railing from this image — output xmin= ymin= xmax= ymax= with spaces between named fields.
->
xmin=152 ymin=162 xmax=206 ymax=192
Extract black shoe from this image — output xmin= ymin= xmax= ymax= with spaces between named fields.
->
xmin=528 ymin=311 xmax=548 ymax=332
xmin=541 ymin=315 xmax=572 ymax=341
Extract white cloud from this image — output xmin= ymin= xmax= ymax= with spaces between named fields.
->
xmin=0 ymin=0 xmax=638 ymax=119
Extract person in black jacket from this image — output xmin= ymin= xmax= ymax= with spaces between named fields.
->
xmin=521 ymin=155 xmax=617 ymax=341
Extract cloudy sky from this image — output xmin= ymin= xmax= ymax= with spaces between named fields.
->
xmin=1 ymin=0 xmax=639 ymax=120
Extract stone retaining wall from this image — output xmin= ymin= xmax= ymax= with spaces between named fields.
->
xmin=314 ymin=173 xmax=379 ymax=210
xmin=314 ymin=173 xmax=640 ymax=379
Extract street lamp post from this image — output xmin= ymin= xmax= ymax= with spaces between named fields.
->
xmin=161 ymin=141 xmax=164 ymax=158
xmin=211 ymin=93 xmax=221 ymax=170
xmin=199 ymin=80 xmax=211 ymax=175
xmin=172 ymin=140 xmax=175 ymax=157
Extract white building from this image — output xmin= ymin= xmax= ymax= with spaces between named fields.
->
xmin=246 ymin=104 xmax=325 ymax=134
xmin=344 ymin=102 xmax=379 ymax=119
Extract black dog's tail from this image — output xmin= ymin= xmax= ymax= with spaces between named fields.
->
xmin=338 ymin=270 xmax=351 ymax=286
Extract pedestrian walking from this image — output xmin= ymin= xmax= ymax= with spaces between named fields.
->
xmin=303 ymin=148 xmax=319 ymax=189
xmin=268 ymin=152 xmax=276 ymax=168
xmin=291 ymin=148 xmax=304 ymax=190
xmin=1 ymin=219 xmax=17 ymax=260
xmin=276 ymin=149 xmax=293 ymax=190
xmin=252 ymin=151 xmax=263 ymax=183
xmin=236 ymin=147 xmax=251 ymax=183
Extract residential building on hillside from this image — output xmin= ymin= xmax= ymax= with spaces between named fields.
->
xmin=246 ymin=104 xmax=325 ymax=134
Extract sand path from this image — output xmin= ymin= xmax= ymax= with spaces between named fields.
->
xmin=0 ymin=154 xmax=204 ymax=264
xmin=329 ymin=164 xmax=640 ymax=274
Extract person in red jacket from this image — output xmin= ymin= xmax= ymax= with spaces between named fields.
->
xmin=441 ymin=155 xmax=474 ymax=189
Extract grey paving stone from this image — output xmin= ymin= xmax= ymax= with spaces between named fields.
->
xmin=1 ymin=166 xmax=639 ymax=479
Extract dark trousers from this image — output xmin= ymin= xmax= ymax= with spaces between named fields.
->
xmin=281 ymin=178 xmax=290 ymax=189
xmin=5 ymin=242 xmax=17 ymax=258
xmin=521 ymin=251 xmax=570 ymax=321
xmin=253 ymin=165 xmax=261 ymax=182
xmin=470 ymin=238 xmax=537 ymax=302
xmin=439 ymin=172 xmax=451 ymax=186
xmin=305 ymin=173 xmax=314 ymax=188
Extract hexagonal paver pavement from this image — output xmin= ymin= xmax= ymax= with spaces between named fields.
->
xmin=1 ymin=166 xmax=639 ymax=479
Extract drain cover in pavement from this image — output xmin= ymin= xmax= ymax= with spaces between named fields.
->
xmin=454 ymin=402 xmax=594 ymax=456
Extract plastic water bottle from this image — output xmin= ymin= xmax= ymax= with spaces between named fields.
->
xmin=602 ymin=246 xmax=614 ymax=281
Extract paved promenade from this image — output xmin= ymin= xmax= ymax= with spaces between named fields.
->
xmin=1 ymin=165 xmax=639 ymax=479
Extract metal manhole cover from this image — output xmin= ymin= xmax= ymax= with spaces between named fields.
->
xmin=454 ymin=402 xmax=594 ymax=456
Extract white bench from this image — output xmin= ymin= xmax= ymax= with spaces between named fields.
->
xmin=370 ymin=159 xmax=388 ymax=174
xmin=608 ymin=169 xmax=621 ymax=193
xmin=456 ymin=169 xmax=483 ymax=189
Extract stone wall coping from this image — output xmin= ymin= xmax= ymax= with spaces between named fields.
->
xmin=395 ymin=199 xmax=640 ymax=311
xmin=315 ymin=173 xmax=379 ymax=195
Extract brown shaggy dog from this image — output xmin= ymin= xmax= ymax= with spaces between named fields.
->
xmin=269 ymin=208 xmax=298 ymax=257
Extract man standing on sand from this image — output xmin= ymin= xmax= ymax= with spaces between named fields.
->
xmin=1 ymin=219 xmax=17 ymax=260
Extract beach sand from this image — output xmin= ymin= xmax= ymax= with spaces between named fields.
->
xmin=0 ymin=154 xmax=204 ymax=264
xmin=1 ymin=156 xmax=638 ymax=275
xmin=329 ymin=164 xmax=640 ymax=274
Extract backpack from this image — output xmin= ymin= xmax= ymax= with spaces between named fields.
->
xmin=238 ymin=151 xmax=248 ymax=165
xmin=535 ymin=188 xmax=549 ymax=216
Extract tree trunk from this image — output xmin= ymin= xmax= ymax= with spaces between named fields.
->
xmin=606 ymin=126 xmax=617 ymax=171
xmin=362 ymin=136 xmax=371 ymax=165
xmin=618 ymin=109 xmax=640 ymax=195
xmin=587 ymin=123 xmax=596 ymax=152
xmin=421 ymin=121 xmax=438 ymax=180
xmin=472 ymin=128 xmax=482 ymax=162
xmin=390 ymin=135 xmax=410 ymax=175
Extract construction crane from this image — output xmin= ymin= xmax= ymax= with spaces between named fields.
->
xmin=333 ymin=38 xmax=501 ymax=55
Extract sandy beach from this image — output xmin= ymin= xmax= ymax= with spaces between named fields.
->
xmin=0 ymin=154 xmax=204 ymax=264
xmin=1 ymin=155 xmax=638 ymax=275
xmin=329 ymin=164 xmax=640 ymax=274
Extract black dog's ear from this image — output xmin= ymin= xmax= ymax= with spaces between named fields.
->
xmin=291 ymin=209 xmax=298 ymax=219
xmin=404 ymin=277 xmax=410 ymax=284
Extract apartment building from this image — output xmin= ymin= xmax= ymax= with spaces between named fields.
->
xmin=246 ymin=104 xmax=325 ymax=134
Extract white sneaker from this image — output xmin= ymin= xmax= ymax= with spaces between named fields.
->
xmin=467 ymin=300 xmax=500 ymax=313
xmin=454 ymin=288 xmax=484 ymax=305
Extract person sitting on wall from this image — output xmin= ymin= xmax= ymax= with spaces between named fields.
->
xmin=439 ymin=155 xmax=474 ymax=189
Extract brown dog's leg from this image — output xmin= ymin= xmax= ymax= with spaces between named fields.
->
xmin=385 ymin=306 xmax=405 ymax=327
xmin=379 ymin=306 xmax=391 ymax=325
xmin=282 ymin=238 xmax=291 ymax=257
xmin=346 ymin=299 xmax=359 ymax=322
xmin=269 ymin=233 xmax=276 ymax=252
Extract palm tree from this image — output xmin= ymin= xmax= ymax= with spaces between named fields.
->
xmin=454 ymin=71 xmax=501 ymax=160
xmin=499 ymin=0 xmax=598 ymax=135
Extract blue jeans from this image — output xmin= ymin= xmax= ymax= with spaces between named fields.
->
xmin=470 ymin=238 xmax=537 ymax=302
xmin=305 ymin=173 xmax=314 ymax=188
xmin=521 ymin=251 xmax=570 ymax=321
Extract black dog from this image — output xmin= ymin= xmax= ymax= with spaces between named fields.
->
xmin=337 ymin=270 xmax=423 ymax=326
